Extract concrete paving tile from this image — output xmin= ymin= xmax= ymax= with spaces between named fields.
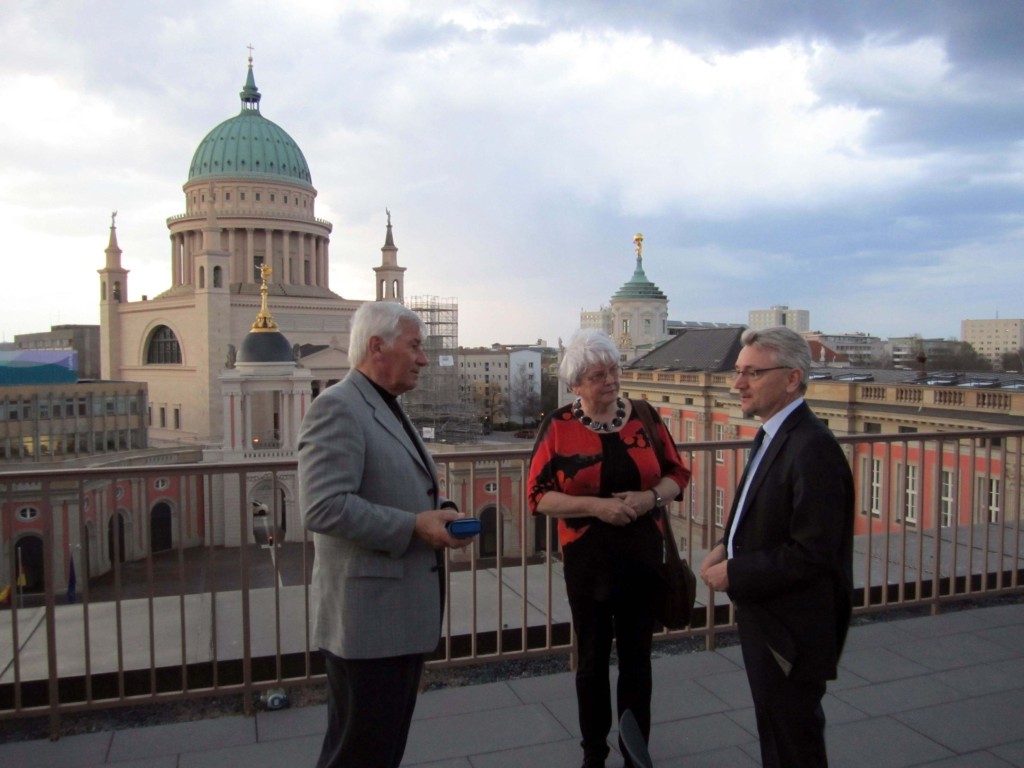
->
xmin=107 ymin=713 xmax=257 ymax=762
xmin=460 ymin=736 xmax=580 ymax=768
xmin=650 ymin=647 xmax=742 ymax=680
xmin=832 ymin=673 xmax=962 ymax=716
xmin=83 ymin=758 xmax=178 ymax=768
xmin=0 ymin=731 xmax=111 ymax=768
xmin=828 ymin=716 xmax=954 ymax=768
xmin=541 ymin=692 xmax=581 ymax=738
xmin=911 ymin=752 xmax=1017 ymax=767
xmin=652 ymin=677 xmax=732 ymax=721
xmin=713 ymin=644 xmax=744 ymax=668
xmin=839 ymin=645 xmax=932 ymax=683
xmin=890 ymin=632 xmax=1017 ymax=672
xmin=895 ymin=608 xmax=1013 ymax=638
xmin=895 ymin=688 xmax=1024 ymax=754
xmin=179 ymin=732 xmax=321 ymax=768
xmin=977 ymin=622 xmax=1024 ymax=654
xmin=934 ymin=658 xmax=1024 ymax=698
xmin=504 ymin=668 xmax=575 ymax=703
xmin=402 ymin=702 xmax=571 ymax=763
xmin=413 ymin=680 xmax=521 ymax=720
xmin=724 ymin=706 xmax=758 ymax=739
xmin=648 ymin=711 xmax=756 ymax=759
xmin=255 ymin=701 xmax=325 ymax=741
xmin=844 ymin=619 xmax=916 ymax=650
xmin=991 ymin=739 xmax=1024 ymax=767
xmin=693 ymin=667 xmax=753 ymax=709
xmin=828 ymin=665 xmax=871 ymax=692
xmin=658 ymin=744 xmax=760 ymax=768
xmin=822 ymin=690 xmax=871 ymax=725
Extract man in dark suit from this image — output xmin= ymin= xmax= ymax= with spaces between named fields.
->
xmin=700 ymin=326 xmax=854 ymax=768
xmin=299 ymin=300 xmax=472 ymax=768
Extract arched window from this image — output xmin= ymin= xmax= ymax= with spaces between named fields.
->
xmin=145 ymin=325 xmax=182 ymax=365
xmin=198 ymin=266 xmax=205 ymax=288
xmin=213 ymin=265 xmax=223 ymax=288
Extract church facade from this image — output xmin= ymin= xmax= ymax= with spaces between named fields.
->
xmin=99 ymin=58 xmax=401 ymax=450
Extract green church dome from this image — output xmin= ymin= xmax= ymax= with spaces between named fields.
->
xmin=188 ymin=63 xmax=313 ymax=187
xmin=612 ymin=255 xmax=667 ymax=301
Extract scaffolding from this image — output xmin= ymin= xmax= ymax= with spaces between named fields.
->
xmin=401 ymin=296 xmax=482 ymax=443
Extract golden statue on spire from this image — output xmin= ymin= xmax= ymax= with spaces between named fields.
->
xmin=251 ymin=263 xmax=279 ymax=332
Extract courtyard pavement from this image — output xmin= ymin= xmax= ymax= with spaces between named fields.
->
xmin=3 ymin=599 xmax=1024 ymax=767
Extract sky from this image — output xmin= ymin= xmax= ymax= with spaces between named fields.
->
xmin=2 ymin=0 xmax=1023 ymax=348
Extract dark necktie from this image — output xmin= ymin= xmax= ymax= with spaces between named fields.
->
xmin=738 ymin=427 xmax=766 ymax=490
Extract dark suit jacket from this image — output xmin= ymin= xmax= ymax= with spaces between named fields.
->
xmin=722 ymin=401 xmax=854 ymax=682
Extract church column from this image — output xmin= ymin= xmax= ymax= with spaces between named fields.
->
xmin=281 ymin=229 xmax=291 ymax=283
xmin=170 ymin=233 xmax=181 ymax=286
xmin=321 ymin=238 xmax=329 ymax=289
xmin=246 ymin=228 xmax=255 ymax=283
xmin=310 ymin=237 xmax=319 ymax=287
xmin=227 ymin=229 xmax=237 ymax=283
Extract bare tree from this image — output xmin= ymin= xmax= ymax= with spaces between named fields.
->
xmin=509 ymin=362 xmax=541 ymax=425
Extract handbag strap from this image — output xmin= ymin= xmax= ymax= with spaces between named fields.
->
xmin=630 ymin=399 xmax=676 ymax=547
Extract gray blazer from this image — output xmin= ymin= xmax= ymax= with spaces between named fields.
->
xmin=299 ymin=371 xmax=443 ymax=659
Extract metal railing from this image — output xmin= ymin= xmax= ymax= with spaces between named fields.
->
xmin=1 ymin=429 xmax=1022 ymax=737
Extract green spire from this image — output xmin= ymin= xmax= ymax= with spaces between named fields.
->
xmin=240 ymin=51 xmax=261 ymax=112
xmin=611 ymin=232 xmax=667 ymax=300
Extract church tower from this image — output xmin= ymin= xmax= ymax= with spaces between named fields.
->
xmin=374 ymin=210 xmax=405 ymax=302
xmin=98 ymin=212 xmax=128 ymax=380
xmin=609 ymin=233 xmax=669 ymax=362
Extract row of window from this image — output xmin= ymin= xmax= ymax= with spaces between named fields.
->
xmin=864 ymin=460 xmax=1001 ymax=525
xmin=0 ymin=429 xmax=145 ymax=460
xmin=1 ymin=395 xmax=141 ymax=421
xmin=192 ymin=189 xmax=308 ymax=208
xmin=148 ymin=405 xmax=182 ymax=430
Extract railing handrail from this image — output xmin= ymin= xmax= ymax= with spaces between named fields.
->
xmin=2 ymin=427 xmax=1022 ymax=737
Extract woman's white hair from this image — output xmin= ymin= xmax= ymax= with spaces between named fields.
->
xmin=559 ymin=329 xmax=621 ymax=388
xmin=348 ymin=301 xmax=426 ymax=368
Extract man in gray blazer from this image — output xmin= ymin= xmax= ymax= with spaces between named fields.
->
xmin=299 ymin=300 xmax=471 ymax=768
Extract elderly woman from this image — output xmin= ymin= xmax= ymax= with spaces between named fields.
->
xmin=528 ymin=329 xmax=691 ymax=768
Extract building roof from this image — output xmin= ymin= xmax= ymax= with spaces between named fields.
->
xmin=188 ymin=60 xmax=312 ymax=188
xmin=627 ymin=326 xmax=745 ymax=371
xmin=611 ymin=253 xmax=667 ymax=301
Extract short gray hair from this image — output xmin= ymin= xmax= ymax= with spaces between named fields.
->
xmin=740 ymin=326 xmax=812 ymax=393
xmin=559 ymin=329 xmax=621 ymax=388
xmin=349 ymin=301 xmax=427 ymax=368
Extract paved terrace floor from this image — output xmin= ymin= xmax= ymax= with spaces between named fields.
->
xmin=4 ymin=599 xmax=1024 ymax=767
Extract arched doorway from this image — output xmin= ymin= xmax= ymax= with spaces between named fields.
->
xmin=107 ymin=512 xmax=127 ymax=565
xmin=15 ymin=535 xmax=44 ymax=593
xmin=150 ymin=503 xmax=172 ymax=553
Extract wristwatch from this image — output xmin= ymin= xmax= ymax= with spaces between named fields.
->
xmin=650 ymin=488 xmax=664 ymax=507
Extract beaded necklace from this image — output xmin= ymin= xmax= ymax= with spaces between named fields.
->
xmin=572 ymin=397 xmax=627 ymax=432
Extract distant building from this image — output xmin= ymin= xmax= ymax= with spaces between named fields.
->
xmin=748 ymin=305 xmax=810 ymax=333
xmin=802 ymin=331 xmax=884 ymax=366
xmin=887 ymin=336 xmax=964 ymax=369
xmin=962 ymin=319 xmax=1024 ymax=369
xmin=458 ymin=344 xmax=547 ymax=426
xmin=1 ymin=379 xmax=148 ymax=463
xmin=15 ymin=325 xmax=100 ymax=380
xmin=581 ymin=233 xmax=670 ymax=363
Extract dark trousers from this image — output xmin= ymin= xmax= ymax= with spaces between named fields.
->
xmin=315 ymin=649 xmax=425 ymax=768
xmin=568 ymin=570 xmax=657 ymax=766
xmin=738 ymin=621 xmax=828 ymax=768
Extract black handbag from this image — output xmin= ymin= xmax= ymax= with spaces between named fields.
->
xmin=654 ymin=508 xmax=697 ymax=629
xmin=632 ymin=399 xmax=697 ymax=629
